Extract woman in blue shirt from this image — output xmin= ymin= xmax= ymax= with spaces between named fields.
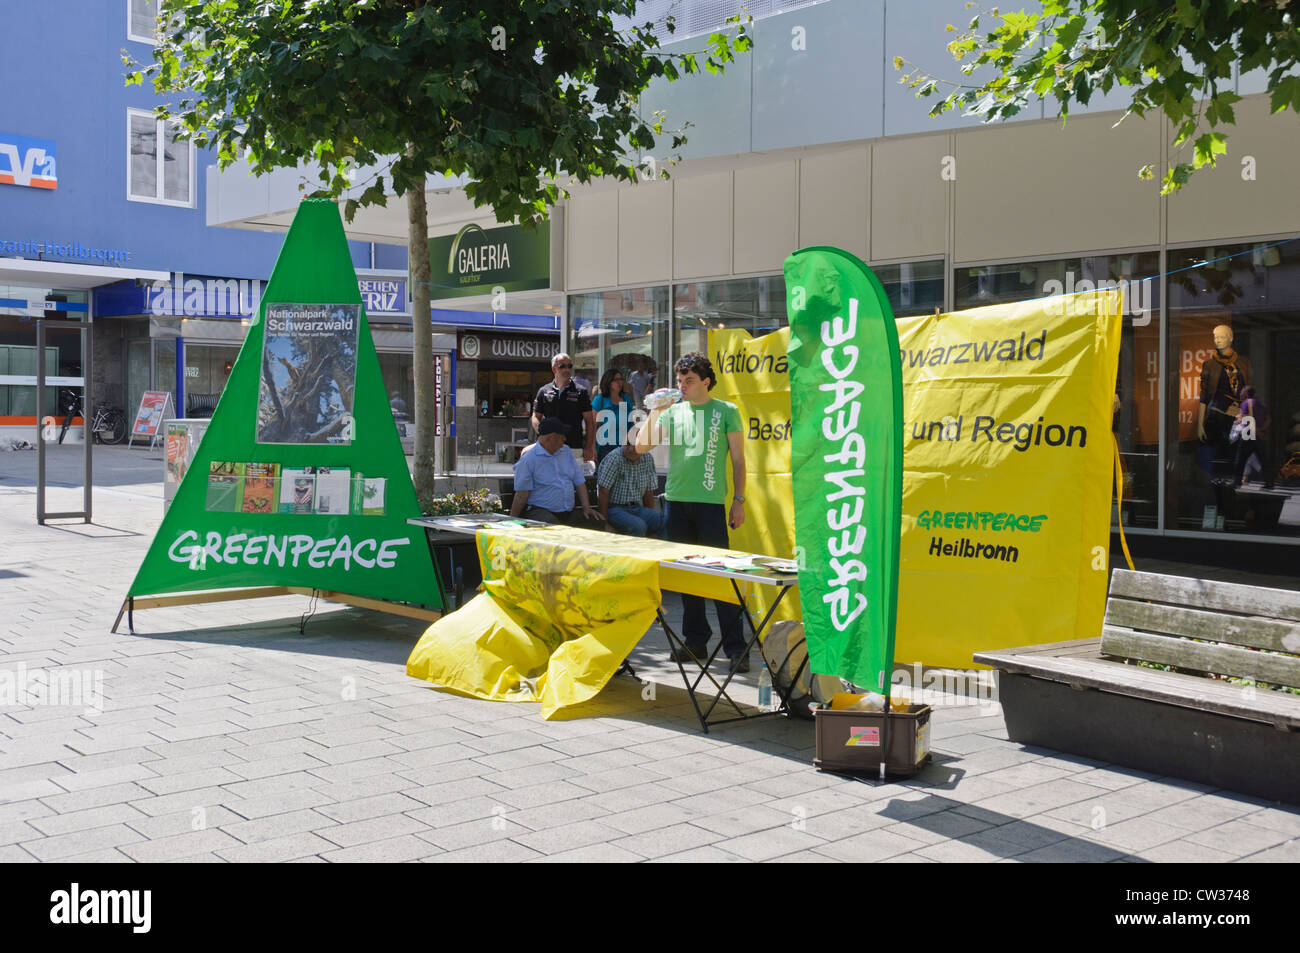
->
xmin=592 ymin=366 xmax=635 ymax=464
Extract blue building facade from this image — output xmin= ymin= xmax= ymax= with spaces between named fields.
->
xmin=0 ymin=0 xmax=409 ymax=434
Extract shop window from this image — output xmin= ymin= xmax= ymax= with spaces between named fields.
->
xmin=128 ymin=0 xmax=158 ymax=43
xmin=1 ymin=293 xmax=87 ymax=420
xmin=182 ymin=344 xmax=238 ymax=414
xmin=0 ymin=341 xmax=59 ymax=417
xmin=376 ymin=352 xmax=414 ymax=420
xmin=674 ymin=276 xmax=787 ymax=361
xmin=476 ymin=368 xmax=549 ymax=418
xmin=570 ymin=287 xmax=670 ymax=410
xmin=567 ymin=265 xmax=947 ymax=417
xmin=1165 ymin=240 xmax=1300 ymax=538
xmin=872 ymin=260 xmax=946 ymax=318
xmin=955 ymin=252 xmax=1163 ymax=530
xmin=128 ymin=109 xmax=194 ymax=207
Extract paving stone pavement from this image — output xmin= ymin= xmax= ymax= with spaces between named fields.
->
xmin=1 ymin=444 xmax=1297 ymax=863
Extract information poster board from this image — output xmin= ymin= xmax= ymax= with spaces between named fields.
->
xmin=132 ymin=390 xmax=171 ymax=445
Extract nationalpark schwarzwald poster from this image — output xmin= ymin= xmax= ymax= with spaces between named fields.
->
xmin=257 ymin=303 xmax=359 ymax=445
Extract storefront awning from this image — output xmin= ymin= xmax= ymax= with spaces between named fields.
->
xmin=0 ymin=257 xmax=169 ymax=291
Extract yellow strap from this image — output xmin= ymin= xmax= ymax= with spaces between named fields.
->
xmin=1113 ymin=434 xmax=1135 ymax=571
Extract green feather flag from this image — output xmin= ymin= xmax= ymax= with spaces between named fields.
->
xmin=785 ymin=247 xmax=903 ymax=691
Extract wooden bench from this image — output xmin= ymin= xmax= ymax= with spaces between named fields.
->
xmin=974 ymin=569 xmax=1300 ymax=804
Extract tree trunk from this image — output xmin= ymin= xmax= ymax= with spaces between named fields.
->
xmin=408 ymin=169 xmax=436 ymax=504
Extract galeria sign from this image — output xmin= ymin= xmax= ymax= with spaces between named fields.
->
xmin=428 ymin=221 xmax=550 ymax=298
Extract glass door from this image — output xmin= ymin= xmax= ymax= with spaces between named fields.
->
xmin=154 ymin=339 xmax=177 ymax=417
xmin=126 ymin=339 xmax=152 ymax=423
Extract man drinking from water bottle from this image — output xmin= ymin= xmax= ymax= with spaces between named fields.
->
xmin=635 ymin=352 xmax=749 ymax=673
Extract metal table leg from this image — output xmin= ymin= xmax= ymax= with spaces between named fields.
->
xmin=663 ymin=581 xmax=795 ymax=732
xmin=657 ymin=606 xmax=746 ymax=732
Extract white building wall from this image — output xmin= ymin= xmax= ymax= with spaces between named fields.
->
xmin=560 ymin=89 xmax=1297 ymax=292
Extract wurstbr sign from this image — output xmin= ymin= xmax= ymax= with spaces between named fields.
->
xmin=458 ymin=332 xmax=559 ymax=363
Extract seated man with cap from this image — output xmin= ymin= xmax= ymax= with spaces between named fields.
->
xmin=509 ymin=417 xmax=602 ymax=525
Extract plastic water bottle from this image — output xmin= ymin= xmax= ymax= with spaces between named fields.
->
xmin=757 ymin=667 xmax=772 ymax=710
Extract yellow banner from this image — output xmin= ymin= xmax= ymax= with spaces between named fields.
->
xmin=713 ymin=289 xmax=1122 ymax=669
xmin=406 ymin=525 xmax=749 ymax=718
xmin=897 ymin=290 xmax=1122 ymax=664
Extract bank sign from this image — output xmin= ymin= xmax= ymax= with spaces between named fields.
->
xmin=0 ymin=133 xmax=57 ymax=190
xmin=428 ymin=222 xmax=549 ymax=299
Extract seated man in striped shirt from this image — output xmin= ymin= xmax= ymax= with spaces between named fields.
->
xmin=596 ymin=435 xmax=664 ymax=538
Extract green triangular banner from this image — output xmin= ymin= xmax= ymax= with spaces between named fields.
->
xmin=126 ymin=199 xmax=443 ymax=611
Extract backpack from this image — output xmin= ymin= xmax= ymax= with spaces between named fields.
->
xmin=760 ymin=620 xmax=845 ymax=719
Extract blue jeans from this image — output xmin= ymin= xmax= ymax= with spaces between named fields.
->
xmin=606 ymin=504 xmax=665 ymax=538
xmin=664 ymin=499 xmax=745 ymax=659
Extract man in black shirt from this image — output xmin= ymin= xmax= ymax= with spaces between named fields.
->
xmin=531 ymin=352 xmax=596 ymax=466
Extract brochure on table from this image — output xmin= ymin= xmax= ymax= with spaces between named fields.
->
xmin=125 ymin=199 xmax=443 ymax=611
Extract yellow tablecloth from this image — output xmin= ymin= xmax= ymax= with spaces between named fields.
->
xmin=406 ymin=525 xmax=752 ymax=719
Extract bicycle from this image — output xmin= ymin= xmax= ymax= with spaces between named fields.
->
xmin=57 ymin=391 xmax=127 ymax=445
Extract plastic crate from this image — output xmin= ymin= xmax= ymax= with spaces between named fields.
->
xmin=813 ymin=703 xmax=932 ymax=776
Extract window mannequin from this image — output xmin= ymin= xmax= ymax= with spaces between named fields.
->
xmin=1197 ymin=324 xmax=1251 ymax=446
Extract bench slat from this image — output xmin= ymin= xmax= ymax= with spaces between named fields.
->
xmin=972 ymin=649 xmax=1300 ymax=727
xmin=1101 ymin=625 xmax=1300 ymax=690
xmin=980 ymin=638 xmax=1103 ymax=658
xmin=1104 ymin=598 xmax=1300 ymax=654
xmin=974 ymin=638 xmax=1102 ymax=661
xmin=1110 ymin=569 xmax=1300 ymax=623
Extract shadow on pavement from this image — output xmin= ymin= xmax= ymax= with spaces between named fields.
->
xmin=871 ymin=792 xmax=1150 ymax=862
xmin=118 ymin=604 xmax=428 ymax=666
xmin=41 ymin=522 xmax=143 ymax=538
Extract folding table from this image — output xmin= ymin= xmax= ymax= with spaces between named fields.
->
xmin=656 ymin=558 xmax=804 ymax=733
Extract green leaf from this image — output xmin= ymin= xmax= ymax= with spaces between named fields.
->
xmin=1192 ymin=131 xmax=1228 ymax=168
xmin=1271 ymin=75 xmax=1300 ymax=114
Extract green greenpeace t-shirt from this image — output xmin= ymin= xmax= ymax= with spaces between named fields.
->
xmin=660 ymin=398 xmax=743 ymax=504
